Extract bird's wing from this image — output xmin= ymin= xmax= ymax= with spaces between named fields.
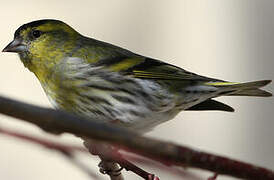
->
xmin=112 ymin=56 xmax=222 ymax=82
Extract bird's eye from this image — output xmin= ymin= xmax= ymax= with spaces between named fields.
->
xmin=32 ymin=30 xmax=42 ymax=38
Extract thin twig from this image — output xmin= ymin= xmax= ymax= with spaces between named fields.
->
xmin=0 ymin=126 xmax=86 ymax=152
xmin=0 ymin=126 xmax=160 ymax=179
xmin=118 ymin=152 xmax=202 ymax=180
xmin=0 ymin=126 xmax=99 ymax=179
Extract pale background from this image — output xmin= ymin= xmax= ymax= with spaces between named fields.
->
xmin=0 ymin=0 xmax=273 ymax=180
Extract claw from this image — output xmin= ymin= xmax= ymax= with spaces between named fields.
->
xmin=98 ymin=161 xmax=123 ymax=176
xmin=114 ymin=166 xmax=124 ymax=173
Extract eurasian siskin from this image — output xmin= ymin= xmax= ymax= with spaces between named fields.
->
xmin=3 ymin=19 xmax=272 ymax=133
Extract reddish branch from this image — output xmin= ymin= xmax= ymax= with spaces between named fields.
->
xmin=0 ymin=126 xmax=179 ymax=180
xmin=0 ymin=126 xmax=198 ymax=179
xmin=0 ymin=126 xmax=86 ymax=153
xmin=0 ymin=125 xmax=200 ymax=179
xmin=0 ymin=96 xmax=273 ymax=180
xmin=0 ymin=126 xmax=99 ymax=179
xmin=0 ymin=126 xmax=159 ymax=180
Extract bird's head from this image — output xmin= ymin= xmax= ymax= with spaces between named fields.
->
xmin=2 ymin=19 xmax=80 ymax=69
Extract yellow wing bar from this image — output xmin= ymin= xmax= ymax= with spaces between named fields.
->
xmin=205 ymin=82 xmax=239 ymax=86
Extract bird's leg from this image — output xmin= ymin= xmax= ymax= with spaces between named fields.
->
xmin=98 ymin=157 xmax=123 ymax=177
xmin=83 ymin=138 xmax=124 ymax=180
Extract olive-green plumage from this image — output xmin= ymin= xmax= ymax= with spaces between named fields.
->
xmin=3 ymin=19 xmax=272 ymax=132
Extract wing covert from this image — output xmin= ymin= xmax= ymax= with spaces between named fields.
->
xmin=124 ymin=57 xmax=219 ymax=82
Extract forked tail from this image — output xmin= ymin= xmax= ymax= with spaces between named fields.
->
xmin=186 ymin=80 xmax=271 ymax=112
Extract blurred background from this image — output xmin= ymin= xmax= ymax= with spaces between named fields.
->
xmin=0 ymin=0 xmax=273 ymax=179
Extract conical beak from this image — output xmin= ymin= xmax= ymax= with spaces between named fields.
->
xmin=2 ymin=38 xmax=27 ymax=53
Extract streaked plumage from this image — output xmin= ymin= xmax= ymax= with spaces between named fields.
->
xmin=3 ymin=19 xmax=272 ymax=133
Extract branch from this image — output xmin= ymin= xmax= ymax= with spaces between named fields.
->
xmin=0 ymin=126 xmax=162 ymax=179
xmin=0 ymin=125 xmax=190 ymax=180
xmin=0 ymin=96 xmax=273 ymax=180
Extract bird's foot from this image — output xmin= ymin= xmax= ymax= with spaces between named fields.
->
xmin=98 ymin=160 xmax=123 ymax=176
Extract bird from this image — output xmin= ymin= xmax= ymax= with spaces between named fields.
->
xmin=2 ymin=19 xmax=272 ymax=133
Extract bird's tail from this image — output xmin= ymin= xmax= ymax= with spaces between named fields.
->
xmin=185 ymin=80 xmax=271 ymax=112
xmin=206 ymin=80 xmax=272 ymax=97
